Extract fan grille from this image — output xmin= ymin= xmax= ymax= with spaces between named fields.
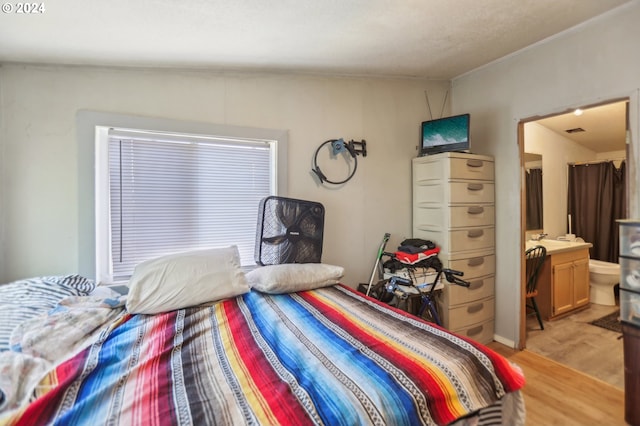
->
xmin=255 ymin=196 xmax=325 ymax=265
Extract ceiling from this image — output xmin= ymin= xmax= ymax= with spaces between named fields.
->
xmin=0 ymin=0 xmax=632 ymax=80
xmin=533 ymin=100 xmax=628 ymax=153
xmin=0 ymin=1 xmax=631 ymax=153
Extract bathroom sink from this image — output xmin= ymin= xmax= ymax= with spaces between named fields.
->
xmin=526 ymin=238 xmax=592 ymax=254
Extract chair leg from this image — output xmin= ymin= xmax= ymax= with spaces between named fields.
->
xmin=530 ymin=297 xmax=544 ymax=330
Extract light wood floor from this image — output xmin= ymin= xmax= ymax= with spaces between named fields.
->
xmin=524 ymin=303 xmax=623 ymax=389
xmin=488 ymin=342 xmax=626 ymax=425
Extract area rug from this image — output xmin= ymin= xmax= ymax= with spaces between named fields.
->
xmin=590 ymin=310 xmax=621 ymax=333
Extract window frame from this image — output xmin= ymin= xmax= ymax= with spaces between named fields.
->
xmin=77 ymin=111 xmax=288 ymax=284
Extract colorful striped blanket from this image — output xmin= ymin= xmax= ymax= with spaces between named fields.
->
xmin=1 ymin=285 xmax=525 ymax=425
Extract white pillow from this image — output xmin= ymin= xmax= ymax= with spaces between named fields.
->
xmin=246 ymin=263 xmax=344 ymax=294
xmin=126 ymin=246 xmax=250 ymax=314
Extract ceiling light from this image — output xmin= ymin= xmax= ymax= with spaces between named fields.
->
xmin=574 ymin=108 xmax=583 ymax=116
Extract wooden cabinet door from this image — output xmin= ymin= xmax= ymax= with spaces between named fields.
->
xmin=553 ymin=262 xmax=574 ymax=316
xmin=573 ymin=257 xmax=590 ymax=307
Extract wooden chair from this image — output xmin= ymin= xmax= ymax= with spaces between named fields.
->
xmin=526 ymin=245 xmax=547 ymax=330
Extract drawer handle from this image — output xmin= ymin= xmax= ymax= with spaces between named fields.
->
xmin=467 ymin=206 xmax=484 ymax=215
xmin=466 ymin=159 xmax=484 ymax=168
xmin=467 ymin=325 xmax=483 ymax=336
xmin=467 ymin=229 xmax=484 ymax=238
xmin=467 ymin=303 xmax=484 ymax=314
xmin=467 ymin=183 xmax=484 ymax=191
xmin=467 ymin=257 xmax=485 ymax=267
xmin=469 ymin=280 xmax=484 ymax=290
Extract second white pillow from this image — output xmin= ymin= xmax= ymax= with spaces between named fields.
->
xmin=246 ymin=263 xmax=344 ymax=294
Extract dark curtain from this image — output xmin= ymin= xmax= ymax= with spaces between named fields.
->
xmin=526 ymin=168 xmax=543 ymax=230
xmin=567 ymin=161 xmax=626 ymax=262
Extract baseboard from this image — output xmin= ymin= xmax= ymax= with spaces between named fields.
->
xmin=493 ymin=334 xmax=516 ymax=349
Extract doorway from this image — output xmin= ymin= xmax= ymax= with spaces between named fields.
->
xmin=518 ymin=98 xmax=629 ymax=349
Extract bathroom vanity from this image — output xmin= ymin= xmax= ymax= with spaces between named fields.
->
xmin=527 ymin=239 xmax=593 ymax=320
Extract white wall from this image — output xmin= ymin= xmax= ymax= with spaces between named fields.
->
xmin=452 ymin=1 xmax=640 ymax=346
xmin=596 ymin=150 xmax=627 ymax=165
xmin=0 ymin=64 xmax=450 ymax=285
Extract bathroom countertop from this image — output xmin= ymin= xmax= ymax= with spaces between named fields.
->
xmin=526 ymin=239 xmax=592 ymax=255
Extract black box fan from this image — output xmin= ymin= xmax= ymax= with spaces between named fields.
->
xmin=255 ymin=196 xmax=325 ymax=265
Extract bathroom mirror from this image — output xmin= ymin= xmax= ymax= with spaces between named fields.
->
xmin=524 ymin=153 xmax=543 ymax=231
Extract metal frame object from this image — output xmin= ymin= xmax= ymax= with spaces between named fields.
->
xmin=311 ymin=138 xmax=367 ymax=185
xmin=385 ymin=266 xmax=470 ymax=326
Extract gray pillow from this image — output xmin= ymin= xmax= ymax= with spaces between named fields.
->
xmin=246 ymin=264 xmax=344 ymax=294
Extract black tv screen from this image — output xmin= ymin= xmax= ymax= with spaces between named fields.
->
xmin=420 ymin=113 xmax=470 ymax=156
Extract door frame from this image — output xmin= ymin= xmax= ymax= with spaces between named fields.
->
xmin=517 ymin=97 xmax=632 ymax=349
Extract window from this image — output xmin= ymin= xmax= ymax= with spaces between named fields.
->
xmin=95 ymin=126 xmax=280 ymax=284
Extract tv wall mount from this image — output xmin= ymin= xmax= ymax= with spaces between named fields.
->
xmin=311 ymin=138 xmax=367 ymax=185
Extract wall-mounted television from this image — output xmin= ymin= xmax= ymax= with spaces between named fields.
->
xmin=420 ymin=113 xmax=470 ymax=156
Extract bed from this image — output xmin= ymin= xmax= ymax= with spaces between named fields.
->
xmin=0 ymin=248 xmax=525 ymax=426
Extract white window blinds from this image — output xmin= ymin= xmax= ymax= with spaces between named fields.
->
xmin=107 ymin=129 xmax=274 ymax=281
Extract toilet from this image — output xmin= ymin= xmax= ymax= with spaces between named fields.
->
xmin=589 ymin=259 xmax=620 ymax=305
